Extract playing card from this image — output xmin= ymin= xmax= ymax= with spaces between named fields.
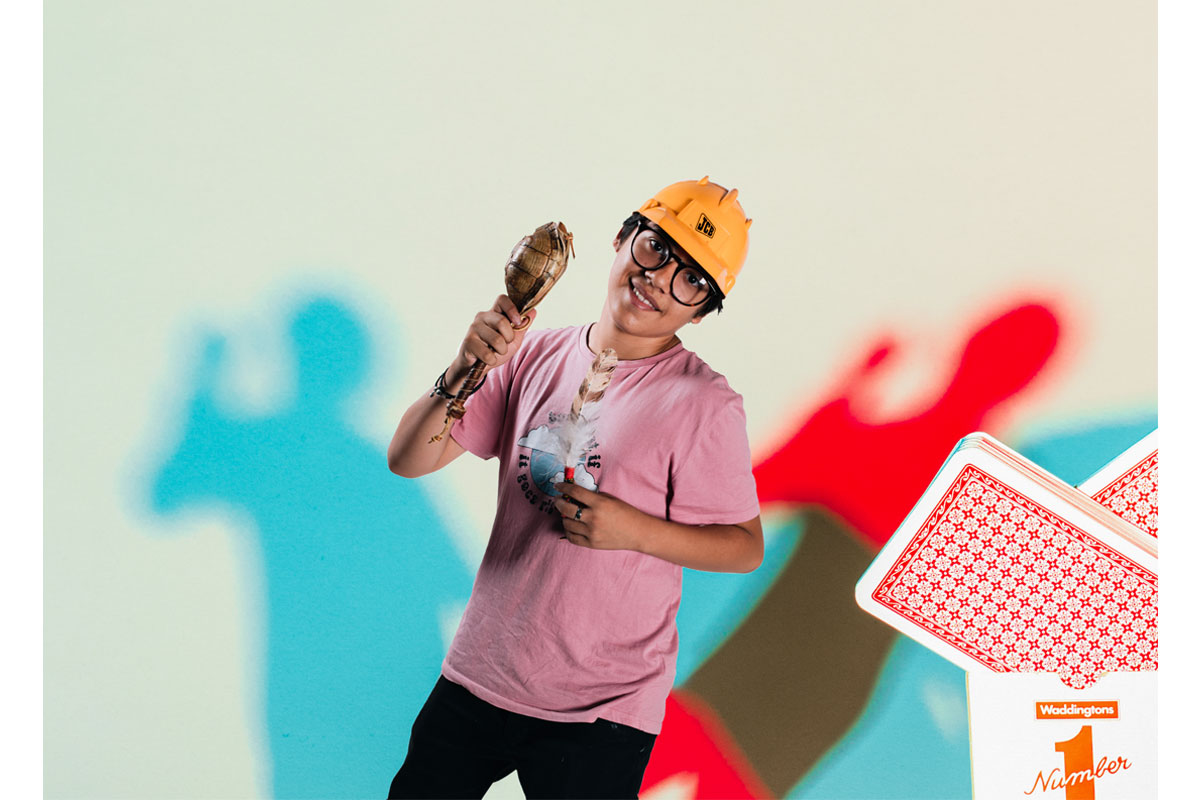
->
xmin=1078 ymin=430 xmax=1158 ymax=538
xmin=855 ymin=433 xmax=1157 ymax=689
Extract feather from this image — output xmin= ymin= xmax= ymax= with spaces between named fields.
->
xmin=571 ymin=348 xmax=619 ymax=417
xmin=551 ymin=348 xmax=618 ymax=478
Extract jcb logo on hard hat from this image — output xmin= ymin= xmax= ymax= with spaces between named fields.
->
xmin=696 ymin=214 xmax=716 ymax=238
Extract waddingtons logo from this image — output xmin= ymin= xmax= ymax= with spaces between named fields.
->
xmin=1035 ymin=701 xmax=1119 ymax=720
xmin=696 ymin=213 xmax=716 ymax=238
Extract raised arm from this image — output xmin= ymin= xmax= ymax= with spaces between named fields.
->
xmin=387 ymin=296 xmax=534 ymax=478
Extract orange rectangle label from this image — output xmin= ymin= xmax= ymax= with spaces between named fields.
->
xmin=1034 ymin=700 xmax=1119 ymax=720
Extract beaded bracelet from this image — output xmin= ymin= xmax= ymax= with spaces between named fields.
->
xmin=430 ymin=368 xmax=486 ymax=401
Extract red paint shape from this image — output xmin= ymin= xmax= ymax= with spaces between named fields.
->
xmin=641 ymin=690 xmax=770 ymax=799
xmin=753 ymin=303 xmax=1060 ymax=547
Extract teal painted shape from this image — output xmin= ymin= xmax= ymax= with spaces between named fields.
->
xmin=146 ymin=296 xmax=474 ymax=799
xmin=1017 ymin=414 xmax=1157 ymax=486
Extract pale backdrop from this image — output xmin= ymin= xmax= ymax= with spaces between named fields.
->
xmin=45 ymin=1 xmax=1154 ymax=797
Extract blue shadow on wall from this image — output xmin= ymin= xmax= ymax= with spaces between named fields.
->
xmin=147 ymin=296 xmax=475 ymax=799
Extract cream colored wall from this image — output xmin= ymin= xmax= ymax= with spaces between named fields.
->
xmin=44 ymin=2 xmax=1154 ymax=797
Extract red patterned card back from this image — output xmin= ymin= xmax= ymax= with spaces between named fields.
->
xmin=870 ymin=464 xmax=1157 ymax=689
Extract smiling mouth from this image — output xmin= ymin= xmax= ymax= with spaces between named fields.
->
xmin=629 ymin=279 xmax=659 ymax=311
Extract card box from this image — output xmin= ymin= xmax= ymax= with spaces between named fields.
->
xmin=967 ymin=671 xmax=1156 ymax=800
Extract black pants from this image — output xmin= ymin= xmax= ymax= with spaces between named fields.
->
xmin=388 ymin=677 xmax=657 ymax=799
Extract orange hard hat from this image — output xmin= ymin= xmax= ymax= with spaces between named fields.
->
xmin=637 ymin=176 xmax=751 ymax=296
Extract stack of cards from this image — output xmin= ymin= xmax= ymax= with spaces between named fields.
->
xmin=855 ymin=432 xmax=1158 ymax=689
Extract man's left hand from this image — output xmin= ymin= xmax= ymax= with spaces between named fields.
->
xmin=553 ymin=482 xmax=648 ymax=551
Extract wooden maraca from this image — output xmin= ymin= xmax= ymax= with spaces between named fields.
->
xmin=430 ymin=221 xmax=573 ymax=443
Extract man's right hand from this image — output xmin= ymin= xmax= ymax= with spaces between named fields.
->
xmin=446 ymin=295 xmax=537 ymax=389
xmin=387 ymin=295 xmax=536 ymax=478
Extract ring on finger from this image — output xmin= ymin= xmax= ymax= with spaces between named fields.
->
xmin=574 ymin=507 xmax=583 ymax=521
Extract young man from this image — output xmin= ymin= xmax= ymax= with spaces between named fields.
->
xmin=386 ymin=177 xmax=761 ymax=799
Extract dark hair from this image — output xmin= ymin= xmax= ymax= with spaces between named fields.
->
xmin=616 ymin=212 xmax=725 ymax=318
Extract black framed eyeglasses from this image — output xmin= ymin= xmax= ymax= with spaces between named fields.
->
xmin=629 ymin=220 xmax=719 ymax=307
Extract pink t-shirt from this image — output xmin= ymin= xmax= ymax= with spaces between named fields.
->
xmin=444 ymin=324 xmax=759 ymax=733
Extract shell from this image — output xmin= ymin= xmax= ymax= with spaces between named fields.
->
xmin=504 ymin=221 xmax=573 ymax=313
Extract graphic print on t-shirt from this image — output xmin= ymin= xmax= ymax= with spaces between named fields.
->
xmin=516 ymin=410 xmax=603 ymax=515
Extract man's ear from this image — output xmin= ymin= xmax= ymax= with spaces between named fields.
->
xmin=689 ymin=315 xmax=704 ymax=325
xmin=613 ymin=232 xmax=623 ymax=251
